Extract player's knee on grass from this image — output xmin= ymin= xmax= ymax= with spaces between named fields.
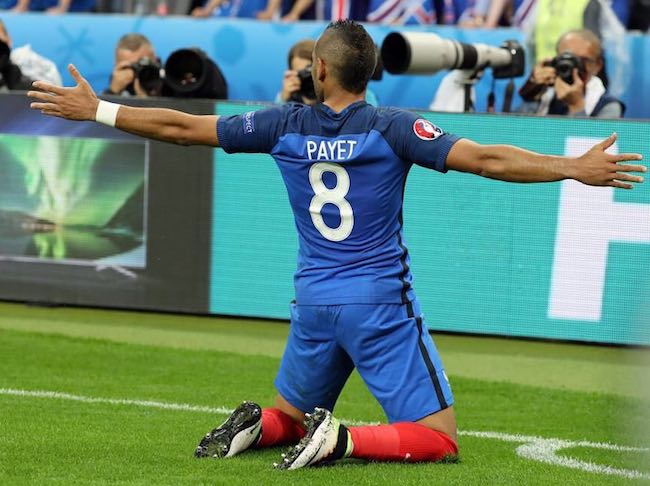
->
xmin=415 ymin=406 xmax=458 ymax=444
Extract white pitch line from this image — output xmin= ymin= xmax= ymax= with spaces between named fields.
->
xmin=461 ymin=430 xmax=650 ymax=453
xmin=0 ymin=388 xmax=232 ymax=415
xmin=1 ymin=388 xmax=649 ymax=480
xmin=462 ymin=430 xmax=650 ymax=481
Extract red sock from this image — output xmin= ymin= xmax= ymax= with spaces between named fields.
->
xmin=348 ymin=423 xmax=458 ymax=462
xmin=256 ymin=408 xmax=306 ymax=447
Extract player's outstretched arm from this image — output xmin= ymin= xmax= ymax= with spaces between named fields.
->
xmin=446 ymin=134 xmax=645 ymax=189
xmin=28 ymin=64 xmax=220 ymax=147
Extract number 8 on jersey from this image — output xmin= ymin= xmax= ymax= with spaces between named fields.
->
xmin=308 ymin=162 xmax=354 ymax=242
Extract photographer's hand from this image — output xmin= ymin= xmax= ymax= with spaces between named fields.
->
xmin=133 ymin=77 xmax=149 ymax=97
xmin=109 ymin=60 xmax=135 ymax=95
xmin=531 ymin=59 xmax=555 ymax=85
xmin=280 ymin=70 xmax=301 ymax=102
xmin=555 ymin=68 xmax=585 ymax=114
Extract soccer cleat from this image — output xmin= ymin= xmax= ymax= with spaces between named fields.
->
xmin=274 ymin=408 xmax=351 ymax=470
xmin=194 ymin=401 xmax=262 ymax=458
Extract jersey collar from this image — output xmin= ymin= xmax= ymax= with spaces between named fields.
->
xmin=316 ymin=100 xmax=368 ymax=118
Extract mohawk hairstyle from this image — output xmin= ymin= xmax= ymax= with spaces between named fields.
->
xmin=317 ymin=19 xmax=376 ymax=94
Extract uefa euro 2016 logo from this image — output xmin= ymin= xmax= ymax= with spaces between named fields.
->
xmin=413 ymin=119 xmax=443 ymax=141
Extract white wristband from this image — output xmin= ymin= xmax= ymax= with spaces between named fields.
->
xmin=95 ymin=100 xmax=120 ymax=127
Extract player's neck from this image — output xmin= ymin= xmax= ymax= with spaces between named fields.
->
xmin=322 ymin=89 xmax=366 ymax=114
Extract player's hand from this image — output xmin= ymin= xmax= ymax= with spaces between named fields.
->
xmin=109 ymin=60 xmax=136 ymax=94
xmin=574 ymin=133 xmax=645 ymax=189
xmin=555 ymin=69 xmax=585 ymax=113
xmin=28 ymin=64 xmax=99 ymax=121
xmin=280 ymin=70 xmax=300 ymax=102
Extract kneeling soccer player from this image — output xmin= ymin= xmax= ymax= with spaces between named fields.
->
xmin=195 ymin=299 xmax=457 ymax=469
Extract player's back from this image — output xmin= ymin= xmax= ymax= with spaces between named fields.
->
xmin=217 ymin=101 xmax=459 ymax=306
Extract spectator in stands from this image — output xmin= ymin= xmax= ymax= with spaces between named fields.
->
xmin=516 ymin=0 xmax=627 ymax=62
xmin=4 ymin=0 xmax=94 ymax=13
xmin=257 ymin=0 xmax=367 ymax=21
xmin=0 ymin=18 xmax=61 ymax=91
xmin=191 ymin=0 xmax=267 ymax=17
xmin=457 ymin=0 xmax=629 ymax=31
xmin=367 ymin=0 xmax=435 ymax=24
xmin=103 ymin=33 xmax=161 ymax=97
xmin=255 ymin=0 xmax=445 ymax=23
xmin=518 ymin=29 xmax=624 ymax=118
xmin=458 ymin=0 xmax=519 ymax=28
xmin=256 ymin=0 xmax=316 ymax=20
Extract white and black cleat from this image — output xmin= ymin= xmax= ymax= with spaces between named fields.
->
xmin=274 ymin=408 xmax=348 ymax=470
xmin=194 ymin=401 xmax=262 ymax=458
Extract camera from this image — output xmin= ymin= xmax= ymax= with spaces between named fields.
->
xmin=130 ymin=56 xmax=163 ymax=95
xmin=288 ymin=66 xmax=316 ymax=103
xmin=545 ymin=51 xmax=586 ymax=85
xmin=0 ymin=39 xmax=28 ymax=89
xmin=0 ymin=40 xmax=10 ymax=72
xmin=124 ymin=49 xmax=228 ymax=99
xmin=380 ymin=32 xmax=525 ymax=79
xmin=163 ymin=48 xmax=228 ymax=100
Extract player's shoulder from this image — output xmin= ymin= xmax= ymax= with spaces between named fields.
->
xmin=371 ymin=106 xmax=422 ymax=137
xmin=373 ymin=107 xmax=452 ymax=151
xmin=371 ymin=106 xmax=423 ymax=131
xmin=375 ymin=106 xmax=420 ymax=122
xmin=271 ymin=101 xmax=313 ymax=126
xmin=253 ymin=102 xmax=308 ymax=120
xmin=243 ymin=102 xmax=312 ymax=138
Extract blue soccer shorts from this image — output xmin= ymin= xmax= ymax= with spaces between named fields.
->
xmin=274 ymin=298 xmax=454 ymax=423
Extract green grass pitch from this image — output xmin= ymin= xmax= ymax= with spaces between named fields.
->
xmin=0 ymin=302 xmax=649 ymax=485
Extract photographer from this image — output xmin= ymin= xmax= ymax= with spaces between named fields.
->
xmin=276 ymin=38 xmax=378 ymax=106
xmin=0 ymin=19 xmax=61 ymax=91
xmin=518 ymin=29 xmax=624 ymax=118
xmin=104 ymin=33 xmax=162 ymax=97
xmin=276 ymin=39 xmax=317 ymax=105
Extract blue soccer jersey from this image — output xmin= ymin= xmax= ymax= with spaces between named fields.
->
xmin=217 ymin=101 xmax=460 ymax=305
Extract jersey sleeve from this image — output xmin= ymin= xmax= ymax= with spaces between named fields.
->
xmin=216 ymin=105 xmax=288 ymax=154
xmin=383 ymin=109 xmax=461 ymax=173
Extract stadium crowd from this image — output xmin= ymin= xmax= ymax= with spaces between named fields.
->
xmin=0 ymin=0 xmax=648 ymax=116
xmin=0 ymin=0 xmax=648 ymax=31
